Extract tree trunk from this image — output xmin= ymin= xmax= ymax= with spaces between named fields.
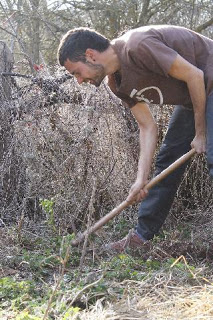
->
xmin=0 ymin=41 xmax=13 ymax=101
xmin=0 ymin=41 xmax=17 ymax=220
xmin=30 ymin=0 xmax=40 ymax=64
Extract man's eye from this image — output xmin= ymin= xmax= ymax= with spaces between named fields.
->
xmin=72 ymin=72 xmax=79 ymax=76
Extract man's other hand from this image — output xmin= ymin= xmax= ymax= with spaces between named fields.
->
xmin=191 ymin=134 xmax=206 ymax=153
xmin=126 ymin=179 xmax=149 ymax=204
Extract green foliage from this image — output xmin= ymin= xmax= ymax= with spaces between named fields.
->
xmin=62 ymin=307 xmax=80 ymax=320
xmin=40 ymin=198 xmax=56 ymax=231
xmin=1 ymin=227 xmax=209 ymax=320
xmin=0 ymin=277 xmax=41 ymax=311
xmin=105 ymin=218 xmax=135 ymax=238
xmin=102 ymin=254 xmax=161 ymax=281
xmin=165 ymin=257 xmax=196 ymax=279
xmin=60 ymin=233 xmax=76 ymax=260
xmin=16 ymin=311 xmax=42 ymax=320
xmin=113 ymin=218 xmax=134 ymax=237
xmin=0 ymin=275 xmax=81 ymax=318
xmin=17 ymin=234 xmax=80 ymax=277
xmin=20 ymin=249 xmax=60 ymax=276
xmin=2 ymin=219 xmax=210 ymax=320
xmin=7 ymin=233 xmax=80 ymax=282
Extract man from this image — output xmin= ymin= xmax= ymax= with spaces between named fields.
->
xmin=58 ymin=25 xmax=213 ymax=252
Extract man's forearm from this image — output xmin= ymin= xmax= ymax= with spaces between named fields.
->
xmin=169 ymin=54 xmax=206 ymax=153
xmin=136 ymin=123 xmax=158 ymax=183
xmin=127 ymin=102 xmax=158 ymax=202
xmin=186 ymin=69 xmax=206 ymax=152
xmin=187 ymin=69 xmax=206 ymax=135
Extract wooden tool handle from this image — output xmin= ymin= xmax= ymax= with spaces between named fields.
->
xmin=145 ymin=148 xmax=196 ymax=190
xmin=71 ymin=148 xmax=196 ymax=246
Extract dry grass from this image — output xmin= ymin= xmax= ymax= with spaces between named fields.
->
xmin=74 ymin=266 xmax=213 ymax=320
xmin=113 ymin=285 xmax=213 ymax=320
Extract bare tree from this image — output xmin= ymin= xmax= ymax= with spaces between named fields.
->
xmin=0 ymin=0 xmax=212 ymax=70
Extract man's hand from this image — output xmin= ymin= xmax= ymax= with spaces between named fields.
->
xmin=191 ymin=134 xmax=206 ymax=153
xmin=126 ymin=179 xmax=149 ymax=204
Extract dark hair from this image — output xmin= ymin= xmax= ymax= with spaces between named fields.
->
xmin=57 ymin=28 xmax=110 ymax=66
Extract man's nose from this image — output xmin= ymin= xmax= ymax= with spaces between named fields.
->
xmin=76 ymin=76 xmax=84 ymax=84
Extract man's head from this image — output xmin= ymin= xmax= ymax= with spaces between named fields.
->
xmin=57 ymin=28 xmax=111 ymax=87
xmin=58 ymin=28 xmax=110 ymax=65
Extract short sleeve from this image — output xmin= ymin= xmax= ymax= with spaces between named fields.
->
xmin=108 ymin=74 xmax=137 ymax=108
xmin=129 ymin=37 xmax=178 ymax=77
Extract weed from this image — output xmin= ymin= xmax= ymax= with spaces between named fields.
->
xmin=0 ymin=277 xmax=45 ymax=312
xmin=62 ymin=307 xmax=80 ymax=320
xmin=164 ymin=257 xmax=196 ymax=279
xmin=40 ymin=198 xmax=56 ymax=232
xmin=15 ymin=311 xmax=42 ymax=320
xmin=101 ymin=254 xmax=160 ymax=281
xmin=60 ymin=233 xmax=76 ymax=260
xmin=19 ymin=249 xmax=60 ymax=276
xmin=105 ymin=218 xmax=134 ymax=238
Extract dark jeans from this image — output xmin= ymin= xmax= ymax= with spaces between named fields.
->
xmin=136 ymin=93 xmax=213 ymax=240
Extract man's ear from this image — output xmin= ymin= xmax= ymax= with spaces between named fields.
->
xmin=85 ymin=48 xmax=97 ymax=62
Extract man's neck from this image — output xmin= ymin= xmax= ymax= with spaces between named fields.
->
xmin=101 ymin=45 xmax=120 ymax=75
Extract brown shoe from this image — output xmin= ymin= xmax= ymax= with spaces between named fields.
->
xmin=105 ymin=229 xmax=146 ymax=253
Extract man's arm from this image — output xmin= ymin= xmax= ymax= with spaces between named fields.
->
xmin=126 ymin=102 xmax=158 ymax=203
xmin=168 ymin=54 xmax=206 ymax=153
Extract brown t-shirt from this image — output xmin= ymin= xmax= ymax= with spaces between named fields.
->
xmin=108 ymin=25 xmax=213 ymax=108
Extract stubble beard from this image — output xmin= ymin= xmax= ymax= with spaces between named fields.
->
xmin=85 ymin=61 xmax=106 ymax=87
